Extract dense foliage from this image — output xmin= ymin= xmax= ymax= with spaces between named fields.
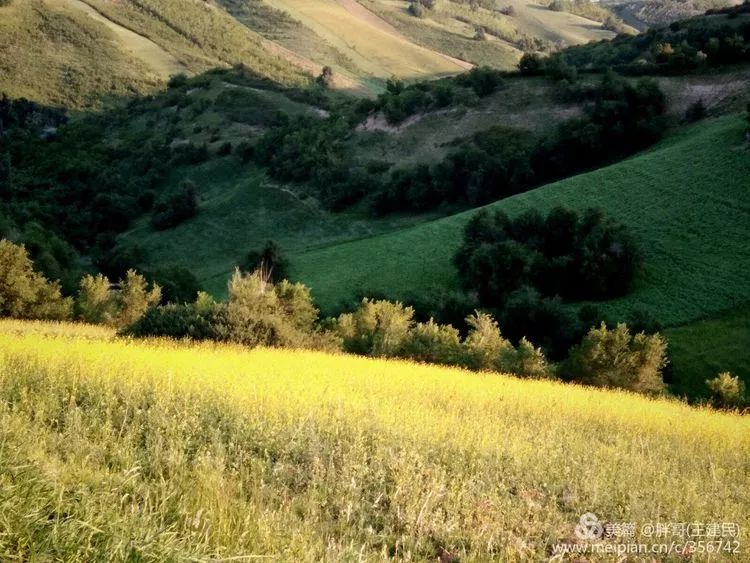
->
xmin=455 ymin=206 xmax=641 ymax=307
xmin=560 ymin=322 xmax=668 ymax=394
xmin=371 ymin=67 xmax=505 ymax=124
xmin=0 ymin=238 xmax=677 ymax=397
xmin=151 ymin=181 xmax=199 ymax=230
xmin=0 ymin=239 xmax=71 ymax=320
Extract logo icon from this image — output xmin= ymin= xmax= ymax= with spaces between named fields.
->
xmin=575 ymin=512 xmax=604 ymax=540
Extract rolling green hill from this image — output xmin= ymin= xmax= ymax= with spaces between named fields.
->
xmin=289 ymin=115 xmax=750 ymax=392
xmin=291 ymin=116 xmax=750 ymax=326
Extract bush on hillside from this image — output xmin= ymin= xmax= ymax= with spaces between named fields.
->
xmin=461 ymin=311 xmax=515 ymax=371
xmin=408 ymin=1 xmax=426 ymax=17
xmin=316 ymin=66 xmax=335 ymax=89
xmin=221 ymin=269 xmax=337 ymax=350
xmin=76 ymin=273 xmax=114 ymax=324
xmin=518 ymin=53 xmax=544 ymax=75
xmin=146 ymin=265 xmax=202 ymax=304
xmin=502 ymin=337 xmax=550 ymax=379
xmin=706 ymin=372 xmax=747 ymax=409
xmin=240 ymin=240 xmax=289 ymax=283
xmin=407 ymin=286 xmax=479 ymax=333
xmin=116 ymin=270 xmax=163 ymax=328
xmin=400 ymin=319 xmax=463 ymax=365
xmin=461 ymin=311 xmax=550 ymax=377
xmin=151 ymin=181 xmax=199 ymax=231
xmin=124 ymin=298 xmax=224 ymax=341
xmin=76 ymin=270 xmax=161 ymax=328
xmin=499 ymin=287 xmax=583 ymax=361
xmin=560 ymin=323 xmax=668 ymax=394
xmin=337 ymin=299 xmax=415 ymax=357
xmin=0 ymin=239 xmax=72 ymax=320
xmin=453 ymin=66 xmax=505 ymax=97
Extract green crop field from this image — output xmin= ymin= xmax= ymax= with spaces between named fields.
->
xmin=666 ymin=305 xmax=750 ymax=399
xmin=121 ymin=158 xmax=442 ymax=297
xmin=291 ymin=116 xmax=750 ymax=328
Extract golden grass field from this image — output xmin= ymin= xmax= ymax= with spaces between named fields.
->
xmin=61 ymin=0 xmax=187 ymax=79
xmin=263 ymin=0 xmax=468 ymax=80
xmin=0 ymin=320 xmax=748 ymax=560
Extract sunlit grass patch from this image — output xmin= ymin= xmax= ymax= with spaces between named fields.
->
xmin=0 ymin=320 xmax=747 ymax=560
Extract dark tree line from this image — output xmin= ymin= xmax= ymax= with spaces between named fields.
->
xmin=373 ymin=73 xmax=666 ymax=214
xmin=455 ymin=205 xmax=641 ymax=302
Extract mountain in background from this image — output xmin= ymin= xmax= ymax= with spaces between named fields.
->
xmin=604 ymin=0 xmax=743 ymax=30
xmin=2 ymin=0 xmax=720 ymax=107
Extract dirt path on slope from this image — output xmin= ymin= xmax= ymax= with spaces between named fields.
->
xmin=337 ymin=0 xmax=473 ymax=70
xmin=62 ymin=0 xmax=187 ymax=79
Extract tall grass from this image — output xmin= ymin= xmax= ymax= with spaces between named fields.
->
xmin=0 ymin=320 xmax=747 ymax=560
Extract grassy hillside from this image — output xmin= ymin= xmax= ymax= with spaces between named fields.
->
xmin=121 ymin=158 xmax=437 ymax=296
xmin=291 ymin=116 xmax=750 ymax=326
xmin=0 ymin=320 xmax=747 ymax=560
xmin=0 ymin=0 xmax=309 ymax=108
xmin=666 ymin=304 xmax=750 ymax=398
xmin=0 ymin=0 xmax=162 ymax=107
xmin=261 ymin=0 xmax=470 ymax=83
xmin=359 ymin=0 xmax=617 ymax=60
xmin=119 ymin=69 xmax=747 ymax=296
xmin=78 ymin=0 xmax=310 ymax=84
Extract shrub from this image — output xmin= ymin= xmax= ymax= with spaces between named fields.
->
xmin=685 ymin=99 xmax=707 ymax=122
xmin=497 ymin=337 xmax=550 ymax=378
xmin=337 ymin=299 xmax=414 ymax=357
xmin=706 ymin=372 xmax=747 ymax=409
xmin=400 ymin=319 xmax=463 ymax=365
xmin=240 ymin=240 xmax=289 ymax=283
xmin=561 ymin=323 xmax=668 ymax=394
xmin=151 ymin=181 xmax=199 ymax=230
xmin=147 ymin=266 xmax=202 ymax=304
xmin=0 ymin=239 xmax=72 ymax=320
xmin=454 ymin=66 xmax=505 ymax=97
xmin=316 ymin=66 xmax=335 ymax=88
xmin=499 ymin=287 xmax=580 ymax=361
xmin=408 ymin=1 xmax=425 ymax=17
xmin=222 ymin=270 xmax=334 ymax=349
xmin=518 ymin=53 xmax=544 ymax=75
xmin=461 ymin=311 xmax=513 ymax=371
xmin=76 ymin=274 xmax=114 ymax=324
xmin=123 ymin=302 xmax=223 ymax=341
xmin=407 ymin=286 xmax=478 ymax=332
xmin=115 ymin=270 xmax=162 ymax=328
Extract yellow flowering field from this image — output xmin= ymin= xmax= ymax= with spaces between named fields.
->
xmin=0 ymin=320 xmax=747 ymax=561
